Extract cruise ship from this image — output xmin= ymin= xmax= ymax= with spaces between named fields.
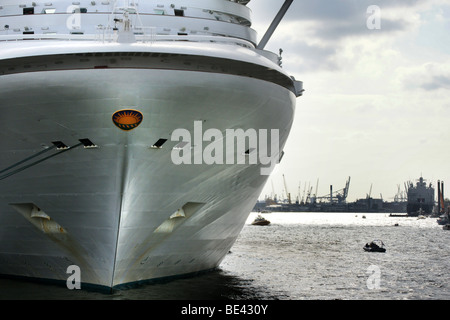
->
xmin=0 ymin=0 xmax=302 ymax=291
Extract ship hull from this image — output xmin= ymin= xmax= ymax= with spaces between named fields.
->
xmin=0 ymin=59 xmax=295 ymax=289
xmin=406 ymin=204 xmax=433 ymax=216
xmin=406 ymin=177 xmax=435 ymax=216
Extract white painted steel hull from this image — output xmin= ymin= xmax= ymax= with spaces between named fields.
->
xmin=0 ymin=42 xmax=296 ymax=290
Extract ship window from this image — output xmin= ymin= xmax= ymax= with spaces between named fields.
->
xmin=23 ymin=31 xmax=34 ymax=34
xmin=174 ymin=9 xmax=184 ymax=16
xmin=154 ymin=9 xmax=165 ymax=15
xmin=72 ymin=7 xmax=87 ymax=13
xmin=79 ymin=138 xmax=97 ymax=148
xmin=23 ymin=7 xmax=34 ymax=15
xmin=52 ymin=141 xmax=68 ymax=150
xmin=151 ymin=138 xmax=168 ymax=149
xmin=43 ymin=8 xmax=56 ymax=14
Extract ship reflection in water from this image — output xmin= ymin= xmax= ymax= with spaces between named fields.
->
xmin=1 ymin=212 xmax=449 ymax=300
xmin=0 ymin=269 xmax=276 ymax=300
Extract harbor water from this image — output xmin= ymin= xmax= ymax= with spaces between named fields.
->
xmin=0 ymin=212 xmax=449 ymax=300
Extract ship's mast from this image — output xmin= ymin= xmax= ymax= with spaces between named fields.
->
xmin=257 ymin=0 xmax=293 ymax=50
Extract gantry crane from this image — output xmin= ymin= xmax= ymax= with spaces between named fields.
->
xmin=282 ymin=174 xmax=291 ymax=204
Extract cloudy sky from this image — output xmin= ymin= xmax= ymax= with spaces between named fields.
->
xmin=248 ymin=0 xmax=450 ymax=202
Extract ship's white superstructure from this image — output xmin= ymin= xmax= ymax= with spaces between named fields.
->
xmin=0 ymin=0 xmax=302 ymax=291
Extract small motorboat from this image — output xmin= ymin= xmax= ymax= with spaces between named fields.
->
xmin=437 ymin=214 xmax=449 ymax=225
xmin=363 ymin=240 xmax=386 ymax=252
xmin=251 ymin=214 xmax=270 ymax=226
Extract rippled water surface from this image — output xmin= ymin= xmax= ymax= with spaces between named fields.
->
xmin=1 ymin=212 xmax=449 ymax=300
xmin=223 ymin=212 xmax=450 ymax=300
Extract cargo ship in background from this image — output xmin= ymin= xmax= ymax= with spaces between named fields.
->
xmin=406 ymin=176 xmax=435 ymax=215
xmin=254 ymin=176 xmax=441 ymax=214
xmin=0 ymin=0 xmax=303 ymax=291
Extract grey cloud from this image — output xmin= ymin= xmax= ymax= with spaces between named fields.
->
xmin=254 ymin=0 xmax=426 ymax=41
xmin=251 ymin=0 xmax=436 ymax=74
xmin=312 ymin=18 xmax=410 ymax=41
xmin=282 ymin=0 xmax=430 ymax=22
xmin=292 ymin=42 xmax=339 ymax=72
xmin=283 ymin=0 xmax=360 ymax=22
xmin=402 ymin=65 xmax=450 ymax=91
xmin=265 ymin=37 xmax=339 ymax=72
xmin=420 ymin=75 xmax=450 ymax=91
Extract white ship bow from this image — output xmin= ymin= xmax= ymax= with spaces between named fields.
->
xmin=0 ymin=0 xmax=302 ymax=290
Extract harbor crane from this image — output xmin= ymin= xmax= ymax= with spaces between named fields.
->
xmin=282 ymin=174 xmax=291 ymax=204
xmin=394 ymin=184 xmax=407 ymax=202
xmin=305 ymin=185 xmax=313 ymax=204
xmin=367 ymin=183 xmax=372 ymax=199
xmin=301 ymin=181 xmax=308 ymax=204
xmin=316 ymin=176 xmax=351 ymax=204
xmin=296 ymin=181 xmax=301 ymax=204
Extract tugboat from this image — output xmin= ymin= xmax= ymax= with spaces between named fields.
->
xmin=363 ymin=240 xmax=386 ymax=252
xmin=251 ymin=214 xmax=271 ymax=226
